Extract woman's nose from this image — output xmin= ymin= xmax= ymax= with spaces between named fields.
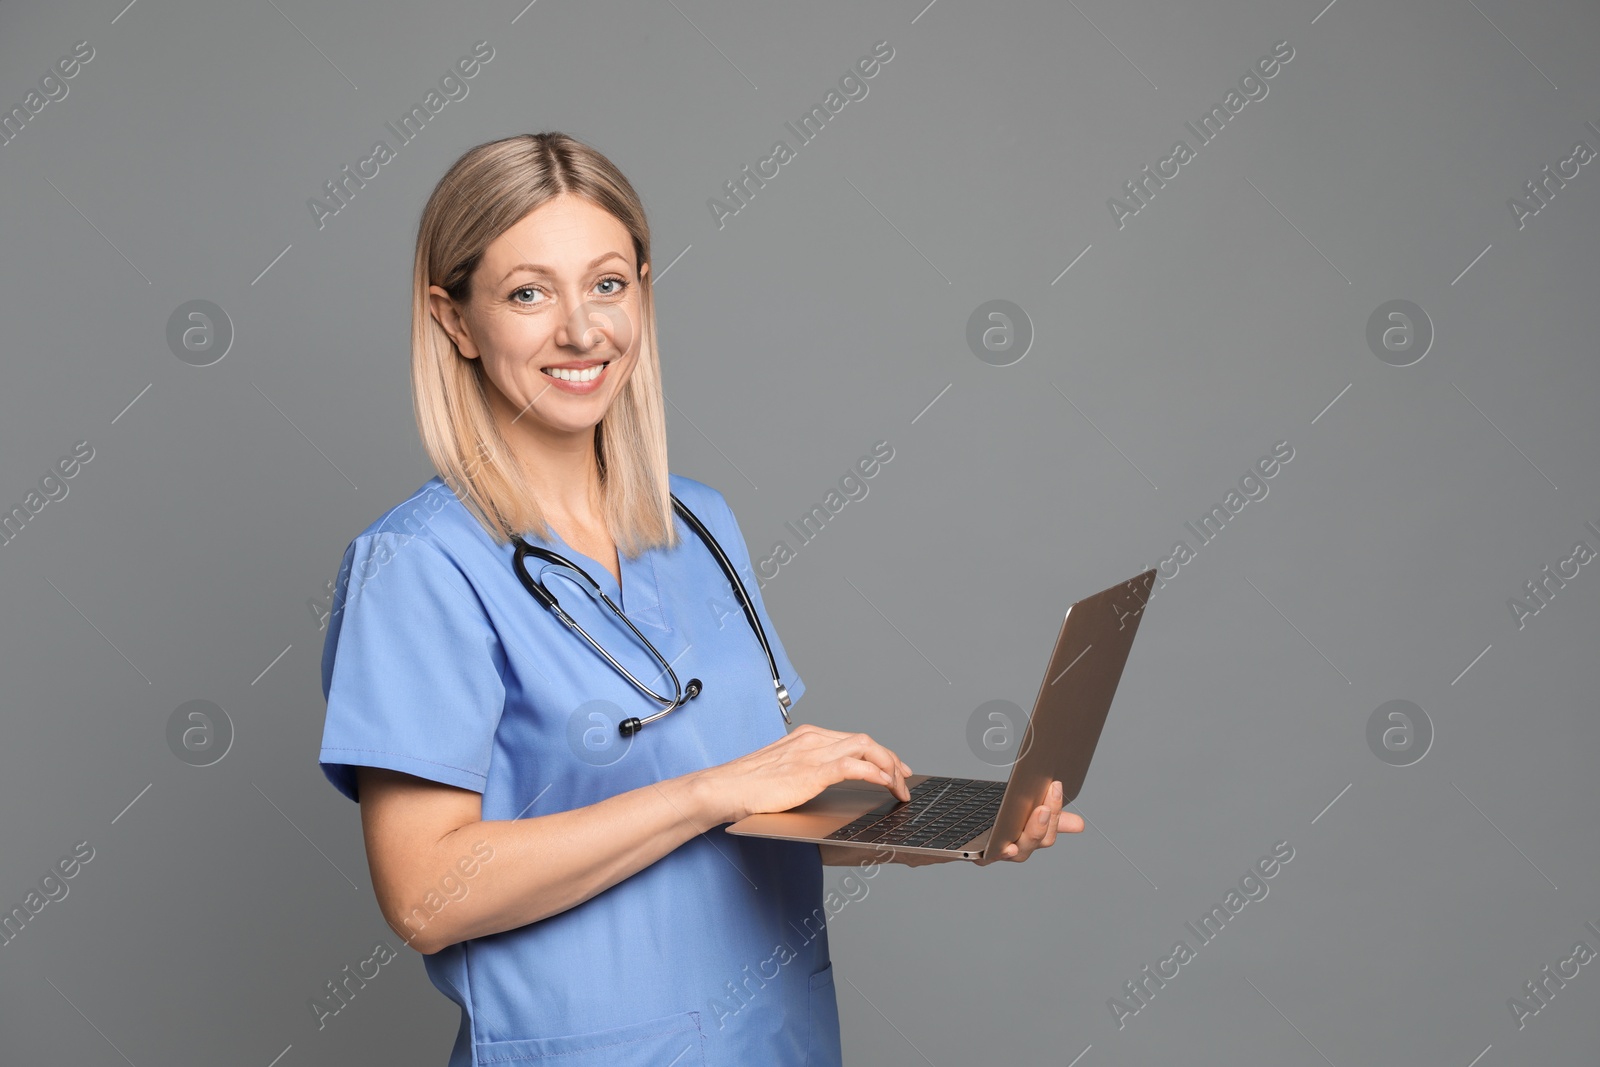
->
xmin=558 ymin=299 xmax=633 ymax=353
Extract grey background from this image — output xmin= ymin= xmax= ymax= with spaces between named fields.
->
xmin=2 ymin=0 xmax=1597 ymax=1064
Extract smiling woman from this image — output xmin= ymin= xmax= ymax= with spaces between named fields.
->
xmin=412 ymin=139 xmax=673 ymax=563
xmin=322 ymin=131 xmax=875 ymax=1067
xmin=317 ymin=131 xmax=1069 ymax=1067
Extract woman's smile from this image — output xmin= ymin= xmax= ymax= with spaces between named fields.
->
xmin=539 ymin=357 xmax=613 ymax=394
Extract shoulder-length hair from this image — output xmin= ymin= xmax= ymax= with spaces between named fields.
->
xmin=410 ymin=131 xmax=678 ymax=557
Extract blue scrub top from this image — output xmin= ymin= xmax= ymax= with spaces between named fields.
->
xmin=318 ymin=474 xmax=842 ymax=1067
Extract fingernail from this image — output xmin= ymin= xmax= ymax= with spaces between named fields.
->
xmin=1036 ymin=807 xmax=1049 ymax=825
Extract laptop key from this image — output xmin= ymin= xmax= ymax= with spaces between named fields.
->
xmin=823 ymin=777 xmax=1006 ymax=844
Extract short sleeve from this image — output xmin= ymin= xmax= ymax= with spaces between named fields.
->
xmin=705 ymin=492 xmax=806 ymax=709
xmin=318 ymin=533 xmax=507 ymax=803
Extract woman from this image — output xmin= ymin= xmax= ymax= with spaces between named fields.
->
xmin=317 ymin=131 xmax=1080 ymax=1067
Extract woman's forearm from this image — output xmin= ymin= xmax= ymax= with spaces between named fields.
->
xmin=365 ymin=724 xmax=918 ymax=953
xmin=388 ymin=772 xmax=725 ymax=954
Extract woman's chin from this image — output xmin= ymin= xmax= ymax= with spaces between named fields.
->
xmin=496 ymin=389 xmax=614 ymax=436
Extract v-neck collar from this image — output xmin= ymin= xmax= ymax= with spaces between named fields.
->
xmin=542 ymin=527 xmax=670 ymax=633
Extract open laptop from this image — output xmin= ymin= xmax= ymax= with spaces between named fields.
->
xmin=726 ymin=568 xmax=1156 ymax=861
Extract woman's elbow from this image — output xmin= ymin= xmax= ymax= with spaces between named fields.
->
xmin=373 ymin=882 xmax=465 ymax=955
xmin=384 ymin=906 xmax=452 ymax=956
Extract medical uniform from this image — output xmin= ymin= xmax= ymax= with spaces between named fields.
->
xmin=318 ymin=474 xmax=842 ymax=1067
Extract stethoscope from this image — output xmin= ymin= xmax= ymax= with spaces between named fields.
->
xmin=510 ymin=493 xmax=793 ymax=737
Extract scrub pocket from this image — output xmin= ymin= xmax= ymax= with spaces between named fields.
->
xmin=807 ymin=963 xmax=842 ymax=1067
xmin=475 ymin=1009 xmax=707 ymax=1066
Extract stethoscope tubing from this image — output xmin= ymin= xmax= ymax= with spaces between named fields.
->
xmin=509 ymin=493 xmax=791 ymax=735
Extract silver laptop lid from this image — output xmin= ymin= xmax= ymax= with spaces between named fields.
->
xmin=977 ymin=568 xmax=1155 ymax=857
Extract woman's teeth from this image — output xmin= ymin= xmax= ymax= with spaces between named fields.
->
xmin=543 ymin=362 xmax=608 ymax=382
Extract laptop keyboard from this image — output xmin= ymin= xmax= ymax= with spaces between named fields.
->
xmin=824 ymin=775 xmax=1006 ymax=851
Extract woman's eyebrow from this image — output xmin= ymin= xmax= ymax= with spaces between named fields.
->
xmin=497 ymin=251 xmax=629 ymax=286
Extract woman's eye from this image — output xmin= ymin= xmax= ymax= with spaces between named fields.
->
xmin=510 ymin=278 xmax=626 ymax=305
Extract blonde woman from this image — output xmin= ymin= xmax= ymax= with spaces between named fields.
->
xmin=317 ymin=131 xmax=1077 ymax=1067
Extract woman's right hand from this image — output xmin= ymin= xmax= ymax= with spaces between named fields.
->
xmin=693 ymin=723 xmax=913 ymax=825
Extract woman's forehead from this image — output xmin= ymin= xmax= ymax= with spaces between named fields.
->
xmin=484 ymin=196 xmax=634 ymax=274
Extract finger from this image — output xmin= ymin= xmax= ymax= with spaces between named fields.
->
xmin=832 ymin=734 xmax=911 ymax=799
xmin=1040 ymin=782 xmax=1064 ymax=848
xmin=792 ymin=723 xmax=854 ymax=744
xmin=978 ymin=839 xmax=1022 ymax=866
xmin=1002 ymin=802 xmax=1055 ymax=863
xmin=880 ymin=740 xmax=913 ymax=778
xmin=1018 ymin=804 xmax=1053 ymax=859
xmin=862 ymin=736 xmax=913 ymax=784
xmin=802 ymin=727 xmax=912 ymax=779
xmin=994 ymin=826 xmax=1034 ymax=865
xmin=1057 ymin=810 xmax=1085 ymax=833
xmin=831 ymin=755 xmax=904 ymax=795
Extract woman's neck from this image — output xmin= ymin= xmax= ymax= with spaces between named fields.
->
xmin=493 ymin=394 xmax=605 ymax=525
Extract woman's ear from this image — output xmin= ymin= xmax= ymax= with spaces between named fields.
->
xmin=427 ymin=285 xmax=477 ymax=360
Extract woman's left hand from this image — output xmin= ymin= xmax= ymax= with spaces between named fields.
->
xmin=821 ymin=780 xmax=1082 ymax=867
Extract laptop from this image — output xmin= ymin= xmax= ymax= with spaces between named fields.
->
xmin=726 ymin=568 xmax=1156 ymax=861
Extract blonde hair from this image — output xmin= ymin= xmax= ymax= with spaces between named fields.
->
xmin=410 ymin=131 xmax=678 ymax=557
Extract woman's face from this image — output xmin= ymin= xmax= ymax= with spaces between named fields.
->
xmin=429 ymin=192 xmax=648 ymax=442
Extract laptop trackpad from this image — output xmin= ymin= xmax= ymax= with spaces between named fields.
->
xmin=726 ymin=778 xmax=909 ymax=839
